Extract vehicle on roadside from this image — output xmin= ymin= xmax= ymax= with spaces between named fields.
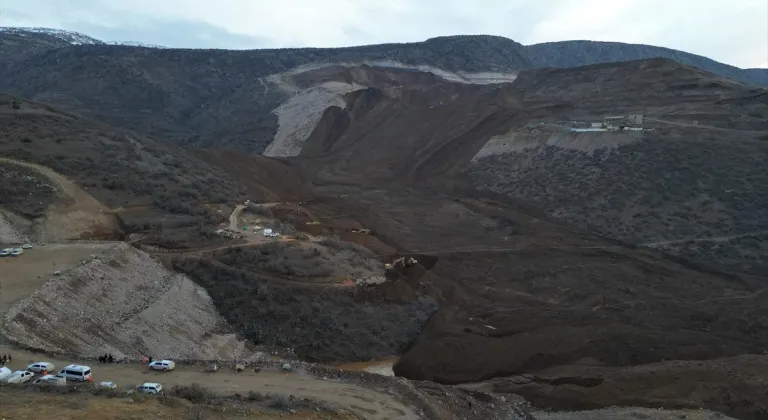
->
xmin=0 ymin=367 xmax=12 ymax=381
xmin=57 ymin=364 xmax=92 ymax=382
xmin=148 ymin=360 xmax=175 ymax=372
xmin=0 ymin=249 xmax=9 ymax=257
xmin=32 ymin=374 xmax=67 ymax=386
xmin=10 ymin=248 xmax=22 ymax=256
xmin=21 ymin=244 xmax=33 ymax=249
xmin=27 ymin=362 xmax=55 ymax=373
xmin=137 ymin=382 xmax=163 ymax=394
xmin=6 ymin=370 xmax=34 ymax=384
xmin=98 ymin=381 xmax=117 ymax=389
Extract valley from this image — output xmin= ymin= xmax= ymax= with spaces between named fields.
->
xmin=0 ymin=27 xmax=767 ymax=420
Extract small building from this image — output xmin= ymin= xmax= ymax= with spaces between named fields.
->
xmin=603 ymin=116 xmax=627 ymax=130
xmin=628 ymin=113 xmax=644 ymax=127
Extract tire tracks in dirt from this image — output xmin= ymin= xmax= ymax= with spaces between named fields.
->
xmin=0 ymin=345 xmax=421 ymax=420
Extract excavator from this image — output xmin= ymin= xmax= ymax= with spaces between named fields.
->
xmin=384 ymin=256 xmax=417 ymax=270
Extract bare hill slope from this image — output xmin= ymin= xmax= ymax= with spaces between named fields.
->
xmin=1 ymin=243 xmax=247 ymax=359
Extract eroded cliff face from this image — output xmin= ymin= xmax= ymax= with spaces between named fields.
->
xmin=1 ymin=243 xmax=247 ymax=359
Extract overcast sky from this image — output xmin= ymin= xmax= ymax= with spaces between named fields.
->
xmin=1 ymin=0 xmax=766 ymax=68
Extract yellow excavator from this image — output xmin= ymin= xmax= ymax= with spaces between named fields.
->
xmin=384 ymin=256 xmax=417 ymax=270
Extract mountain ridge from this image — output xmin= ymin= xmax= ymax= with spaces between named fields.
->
xmin=1 ymin=27 xmax=766 ymax=86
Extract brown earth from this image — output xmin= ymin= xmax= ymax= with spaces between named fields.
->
xmin=0 ymin=157 xmax=119 ymax=241
xmin=484 ymin=355 xmax=768 ymax=420
xmin=2 ymin=56 xmax=768 ymax=418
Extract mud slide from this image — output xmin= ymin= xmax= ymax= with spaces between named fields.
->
xmin=0 ymin=345 xmax=420 ymax=420
xmin=0 ymin=157 xmax=117 ymax=242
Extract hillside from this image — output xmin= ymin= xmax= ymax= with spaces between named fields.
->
xmin=0 ymin=29 xmax=765 ymax=154
xmin=2 ymin=27 xmax=768 ymax=417
xmin=0 ymin=93 xmax=304 ymax=248
xmin=526 ymin=40 xmax=768 ymax=87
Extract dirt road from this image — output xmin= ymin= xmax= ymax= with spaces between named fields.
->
xmin=0 ymin=157 xmax=117 ymax=241
xmin=645 ymin=117 xmax=768 ymax=133
xmin=229 ymin=204 xmax=246 ymax=230
xmin=0 ymin=345 xmax=420 ymax=420
xmin=644 ymin=229 xmax=768 ymax=247
xmin=0 ymin=242 xmax=119 ymax=315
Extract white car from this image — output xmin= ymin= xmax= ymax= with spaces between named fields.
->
xmin=27 ymin=362 xmax=55 ymax=373
xmin=10 ymin=248 xmax=22 ymax=256
xmin=98 ymin=381 xmax=117 ymax=389
xmin=148 ymin=360 xmax=175 ymax=371
xmin=33 ymin=374 xmax=66 ymax=386
xmin=137 ymin=382 xmax=163 ymax=394
xmin=6 ymin=370 xmax=34 ymax=384
xmin=0 ymin=249 xmax=9 ymax=257
xmin=21 ymin=244 xmax=33 ymax=249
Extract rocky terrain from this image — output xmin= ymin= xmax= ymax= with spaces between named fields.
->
xmin=1 ymin=26 xmax=768 ymax=419
xmin=1 ymin=243 xmax=247 ymax=359
xmin=0 ymin=29 xmax=765 ymax=154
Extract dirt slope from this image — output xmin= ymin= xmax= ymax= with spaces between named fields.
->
xmin=0 ymin=157 xmax=118 ymax=242
xmin=0 ymin=243 xmax=247 ymax=359
xmin=469 ymin=62 xmax=768 ymax=274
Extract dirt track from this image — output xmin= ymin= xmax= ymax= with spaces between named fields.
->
xmin=0 ymin=242 xmax=118 ymax=314
xmin=0 ymin=345 xmax=420 ymax=420
xmin=0 ymin=157 xmax=117 ymax=241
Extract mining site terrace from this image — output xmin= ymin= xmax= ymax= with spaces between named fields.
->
xmin=0 ymin=29 xmax=767 ymax=420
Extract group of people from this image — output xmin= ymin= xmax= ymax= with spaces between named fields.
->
xmin=0 ymin=354 xmax=11 ymax=365
xmin=98 ymin=354 xmax=115 ymax=363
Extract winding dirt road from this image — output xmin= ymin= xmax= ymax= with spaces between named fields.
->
xmin=0 ymin=157 xmax=116 ymax=241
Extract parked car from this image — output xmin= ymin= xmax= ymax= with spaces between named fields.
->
xmin=33 ymin=374 xmax=66 ymax=386
xmin=10 ymin=248 xmax=22 ymax=256
xmin=27 ymin=362 xmax=55 ymax=373
xmin=98 ymin=381 xmax=117 ymax=389
xmin=6 ymin=370 xmax=34 ymax=384
xmin=0 ymin=249 xmax=9 ymax=257
xmin=0 ymin=367 xmax=12 ymax=381
xmin=148 ymin=360 xmax=175 ymax=372
xmin=21 ymin=244 xmax=33 ymax=249
xmin=137 ymin=382 xmax=163 ymax=394
xmin=57 ymin=364 xmax=92 ymax=382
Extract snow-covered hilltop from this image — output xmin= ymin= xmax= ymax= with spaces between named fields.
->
xmin=0 ymin=27 xmax=165 ymax=48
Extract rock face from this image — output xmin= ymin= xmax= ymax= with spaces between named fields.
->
xmin=0 ymin=243 xmax=246 ymax=359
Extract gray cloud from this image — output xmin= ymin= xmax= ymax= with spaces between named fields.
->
xmin=1 ymin=0 xmax=766 ymax=68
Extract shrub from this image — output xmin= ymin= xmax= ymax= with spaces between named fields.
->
xmin=169 ymin=384 xmax=214 ymax=403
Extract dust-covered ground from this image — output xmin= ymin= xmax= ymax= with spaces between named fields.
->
xmin=0 ymin=243 xmax=247 ymax=359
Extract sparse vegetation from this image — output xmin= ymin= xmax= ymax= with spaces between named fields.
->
xmin=173 ymin=257 xmax=438 ymax=362
xmin=215 ymin=241 xmax=381 ymax=281
xmin=470 ymin=130 xmax=768 ymax=274
xmin=0 ymin=163 xmax=58 ymax=217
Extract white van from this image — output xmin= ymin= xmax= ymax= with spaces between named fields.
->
xmin=57 ymin=364 xmax=92 ymax=382
xmin=33 ymin=374 xmax=67 ymax=386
